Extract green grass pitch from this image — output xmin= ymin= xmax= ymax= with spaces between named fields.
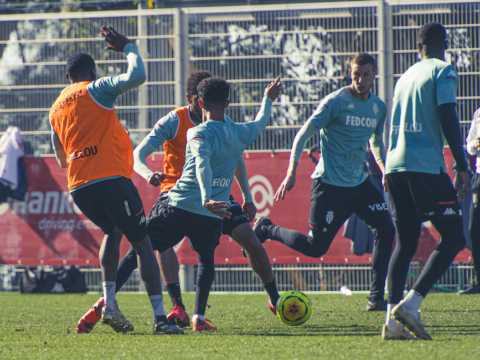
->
xmin=0 ymin=292 xmax=479 ymax=359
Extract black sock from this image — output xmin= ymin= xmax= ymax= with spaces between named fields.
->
xmin=263 ymin=279 xmax=280 ymax=305
xmin=166 ymin=283 xmax=185 ymax=309
xmin=115 ymin=246 xmax=138 ymax=293
xmin=194 ymin=252 xmax=215 ymax=316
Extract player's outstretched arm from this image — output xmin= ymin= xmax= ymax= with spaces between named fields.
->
xmin=133 ymin=139 xmax=165 ymax=186
xmin=438 ymin=103 xmax=469 ymax=200
xmin=234 ymin=157 xmax=256 ymax=221
xmin=275 ymin=119 xmax=319 ymax=201
xmin=89 ymin=26 xmax=146 ymax=104
xmin=249 ymin=77 xmax=282 ymax=134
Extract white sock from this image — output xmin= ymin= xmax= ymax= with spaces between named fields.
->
xmin=402 ymin=290 xmax=423 ymax=312
xmin=385 ymin=303 xmax=400 ymax=329
xmin=149 ymin=294 xmax=165 ymax=318
xmin=103 ymin=281 xmax=116 ymax=305
xmin=192 ymin=314 xmax=205 ymax=322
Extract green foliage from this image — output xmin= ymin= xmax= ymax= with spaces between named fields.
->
xmin=0 ymin=293 xmax=479 ymax=359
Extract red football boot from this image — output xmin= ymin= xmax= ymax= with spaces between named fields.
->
xmin=193 ymin=318 xmax=217 ymax=331
xmin=268 ymin=300 xmax=277 ymax=315
xmin=166 ymin=299 xmax=190 ymax=327
xmin=76 ymin=297 xmax=105 ymax=334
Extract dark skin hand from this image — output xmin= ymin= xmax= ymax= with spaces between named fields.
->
xmin=100 ymin=25 xmax=132 ymax=52
xmin=147 ymin=172 xmax=166 ymax=187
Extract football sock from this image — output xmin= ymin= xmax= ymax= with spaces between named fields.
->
xmin=149 ymin=294 xmax=166 ymax=319
xmin=387 ymin=220 xmax=421 ymax=304
xmin=385 ymin=303 xmax=400 ymax=329
xmin=115 ymin=246 xmax=138 ymax=293
xmin=412 ymin=218 xmax=465 ymax=297
xmin=192 ymin=314 xmax=205 ymax=322
xmin=194 ymin=252 xmax=215 ymax=317
xmin=166 ymin=283 xmax=185 ymax=309
xmin=103 ymin=281 xmax=116 ymax=305
xmin=401 ymin=290 xmax=423 ymax=313
xmin=262 ymin=279 xmax=280 ymax=305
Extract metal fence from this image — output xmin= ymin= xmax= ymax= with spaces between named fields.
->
xmin=1 ymin=0 xmax=479 ymax=154
xmin=0 ymin=262 xmax=475 ymax=293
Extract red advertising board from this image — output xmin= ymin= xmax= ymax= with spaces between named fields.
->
xmin=0 ymin=151 xmax=472 ymax=266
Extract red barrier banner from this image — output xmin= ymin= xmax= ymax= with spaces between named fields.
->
xmin=0 ymin=151 xmax=472 ymax=265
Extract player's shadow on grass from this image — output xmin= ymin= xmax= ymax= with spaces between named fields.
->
xmin=230 ymin=324 xmax=380 ymax=337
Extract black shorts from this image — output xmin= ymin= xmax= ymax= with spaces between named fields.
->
xmin=386 ymin=171 xmax=461 ymax=222
xmin=307 ymin=177 xmax=392 ymax=246
xmin=71 ymin=177 xmax=147 ymax=243
xmin=222 ymin=195 xmax=249 ymax=236
xmin=146 ymin=193 xmax=222 ymax=255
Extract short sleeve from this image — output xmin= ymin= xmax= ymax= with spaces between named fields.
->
xmin=309 ymin=95 xmax=338 ymax=129
xmin=145 ymin=112 xmax=180 ymax=149
xmin=436 ymin=65 xmax=458 ymax=106
xmin=187 ymin=127 xmax=211 ymax=157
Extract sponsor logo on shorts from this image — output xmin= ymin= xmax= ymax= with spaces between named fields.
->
xmin=368 ymin=203 xmax=388 ymax=211
xmin=139 ymin=215 xmax=146 ymax=225
xmin=443 ymin=208 xmax=456 ymax=216
xmin=233 ymin=214 xmax=247 ymax=221
xmin=326 ymin=210 xmax=334 ymax=224
xmin=124 ymin=201 xmax=131 ymax=216
xmin=308 ymin=229 xmax=314 ymax=237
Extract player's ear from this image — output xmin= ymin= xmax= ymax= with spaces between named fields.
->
xmin=186 ymin=94 xmax=192 ymax=104
xmin=198 ymin=99 xmax=204 ymax=109
xmin=65 ymin=72 xmax=71 ymax=83
xmin=417 ymin=42 xmax=422 ymax=53
xmin=225 ymin=100 xmax=230 ymax=109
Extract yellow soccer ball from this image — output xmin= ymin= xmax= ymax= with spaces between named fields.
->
xmin=276 ymin=290 xmax=312 ymax=326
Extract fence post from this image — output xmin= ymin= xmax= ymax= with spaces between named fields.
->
xmin=179 ymin=264 xmax=195 ymax=292
xmin=174 ymin=8 xmax=189 ymax=108
xmin=137 ymin=1 xmax=149 ymax=137
xmin=377 ymin=0 xmax=394 ymax=148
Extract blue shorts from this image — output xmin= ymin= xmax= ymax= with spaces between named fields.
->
xmin=146 ymin=193 xmax=223 ymax=255
xmin=71 ymin=177 xmax=147 ymax=243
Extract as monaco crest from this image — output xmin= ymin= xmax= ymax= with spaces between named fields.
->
xmin=325 ymin=210 xmax=334 ymax=224
xmin=373 ymin=103 xmax=378 ymax=115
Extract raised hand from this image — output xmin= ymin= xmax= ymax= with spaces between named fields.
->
xmin=147 ymin=172 xmax=166 ymax=187
xmin=100 ymin=25 xmax=131 ymax=52
xmin=264 ymin=77 xmax=282 ymax=102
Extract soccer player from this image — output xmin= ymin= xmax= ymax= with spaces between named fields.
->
xmin=76 ymin=71 xmax=281 ymax=333
xmin=254 ymin=53 xmax=395 ymax=312
xmin=50 ymin=26 xmax=183 ymax=335
xmin=463 ymin=107 xmax=480 ymax=295
xmin=382 ymin=22 xmax=469 ymax=341
xmin=146 ymin=76 xmax=281 ymax=330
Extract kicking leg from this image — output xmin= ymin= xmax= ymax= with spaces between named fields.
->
xmin=232 ymin=222 xmax=280 ymax=311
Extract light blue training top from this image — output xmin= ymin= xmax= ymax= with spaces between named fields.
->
xmin=51 ymin=43 xmax=146 ymax=191
xmin=386 ymin=58 xmax=458 ymax=175
xmin=167 ymin=97 xmax=273 ymax=218
xmin=293 ymin=86 xmax=387 ymax=187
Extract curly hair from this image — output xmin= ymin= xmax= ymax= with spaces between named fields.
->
xmin=66 ymin=52 xmax=95 ymax=79
xmin=350 ymin=52 xmax=376 ymax=70
xmin=418 ymin=22 xmax=446 ymax=46
xmin=197 ymin=77 xmax=230 ymax=110
xmin=186 ymin=70 xmax=212 ymax=96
